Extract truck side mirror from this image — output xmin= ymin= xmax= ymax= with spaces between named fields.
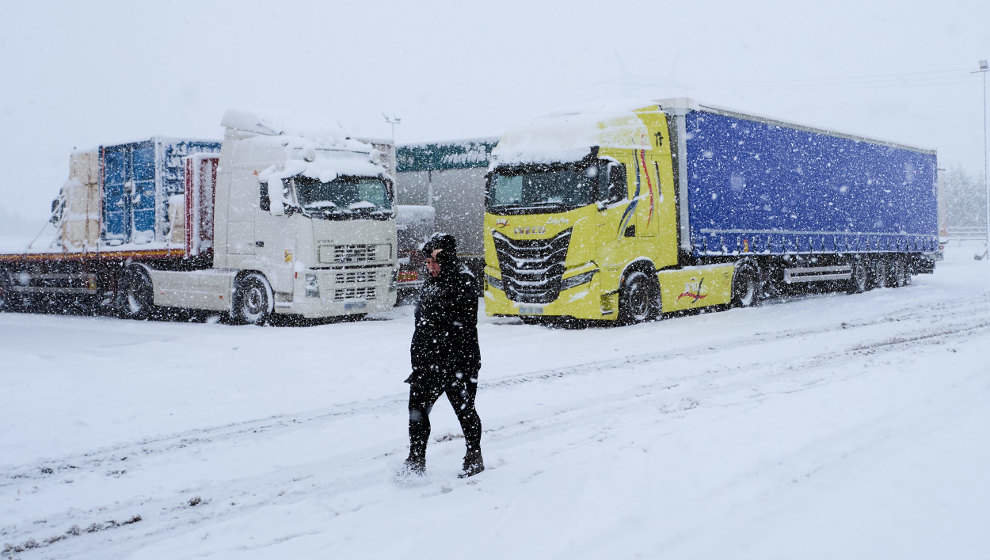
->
xmin=259 ymin=181 xmax=271 ymax=212
xmin=263 ymin=178 xmax=290 ymax=216
xmin=602 ymin=162 xmax=627 ymax=206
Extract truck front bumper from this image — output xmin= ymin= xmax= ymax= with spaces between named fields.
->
xmin=278 ymin=266 xmax=397 ymax=318
xmin=483 ymin=267 xmax=616 ymax=321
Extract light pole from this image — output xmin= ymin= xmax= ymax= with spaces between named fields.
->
xmin=382 ymin=113 xmax=401 ymax=178
xmin=976 ymin=60 xmax=989 ymax=260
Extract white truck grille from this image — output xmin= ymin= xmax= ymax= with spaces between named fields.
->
xmin=334 ymin=286 xmax=376 ymax=301
xmin=333 ymin=244 xmax=377 ymax=263
xmin=318 ymin=243 xmax=391 ymax=264
xmin=336 ymin=270 xmax=376 ymax=284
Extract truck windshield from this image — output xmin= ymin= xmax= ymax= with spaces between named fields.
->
xmin=294 ymin=175 xmax=392 ymax=220
xmin=487 ymin=163 xmax=599 ymax=214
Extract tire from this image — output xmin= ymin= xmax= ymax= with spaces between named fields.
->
xmin=618 ymin=270 xmax=659 ymax=325
xmin=846 ymin=260 xmax=868 ymax=294
xmin=0 ymin=271 xmax=12 ymax=312
xmin=871 ymin=258 xmax=890 ymax=289
xmin=891 ymin=258 xmax=908 ymax=288
xmin=119 ymin=266 xmax=154 ymax=320
xmin=731 ymin=265 xmax=759 ymax=307
xmin=233 ymin=273 xmax=272 ymax=325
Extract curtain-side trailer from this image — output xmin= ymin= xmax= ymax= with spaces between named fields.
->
xmin=483 ymin=98 xmax=938 ymax=324
xmin=0 ymin=111 xmax=398 ymax=324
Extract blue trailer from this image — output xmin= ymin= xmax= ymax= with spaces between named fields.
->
xmin=100 ymin=138 xmax=221 ymax=245
xmin=675 ymin=106 xmax=938 ymax=259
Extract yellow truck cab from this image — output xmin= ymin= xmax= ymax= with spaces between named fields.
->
xmin=483 ymin=103 xmax=733 ymax=324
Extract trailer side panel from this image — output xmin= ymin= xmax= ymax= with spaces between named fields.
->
xmin=682 ymin=110 xmax=938 ymax=257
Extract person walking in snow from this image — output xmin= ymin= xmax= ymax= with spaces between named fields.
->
xmin=404 ymin=233 xmax=484 ymax=477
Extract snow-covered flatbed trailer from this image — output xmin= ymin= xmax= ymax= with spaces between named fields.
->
xmin=0 ymin=112 xmax=399 ymax=324
xmin=0 ymin=139 xmax=221 ymax=316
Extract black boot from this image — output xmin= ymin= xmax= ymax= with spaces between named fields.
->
xmin=403 ymin=454 xmax=425 ymax=475
xmin=403 ymin=441 xmax=426 ymax=476
xmin=458 ymin=448 xmax=484 ymax=478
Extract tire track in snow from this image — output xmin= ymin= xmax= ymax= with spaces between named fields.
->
xmin=4 ymin=300 xmax=989 ymax=558
xmin=1 ymin=293 xmax=984 ymax=489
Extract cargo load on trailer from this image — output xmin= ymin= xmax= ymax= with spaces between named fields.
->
xmin=50 ymin=138 xmax=222 ymax=251
xmin=483 ymin=98 xmax=938 ymax=324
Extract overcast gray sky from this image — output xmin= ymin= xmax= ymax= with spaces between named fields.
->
xmin=2 ymin=0 xmax=988 ymax=228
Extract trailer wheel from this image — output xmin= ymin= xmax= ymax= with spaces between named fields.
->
xmin=870 ymin=258 xmax=890 ymax=289
xmin=618 ymin=270 xmax=659 ymax=325
xmin=731 ymin=265 xmax=760 ymax=307
xmin=892 ymin=258 xmax=908 ymax=287
xmin=846 ymin=260 xmax=868 ymax=294
xmin=120 ymin=266 xmax=154 ymax=320
xmin=233 ymin=273 xmax=272 ymax=326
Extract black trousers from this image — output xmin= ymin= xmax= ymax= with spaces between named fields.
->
xmin=407 ymin=370 xmax=482 ymax=460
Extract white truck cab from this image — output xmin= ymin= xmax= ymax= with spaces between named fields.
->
xmin=149 ymin=111 xmax=397 ymax=323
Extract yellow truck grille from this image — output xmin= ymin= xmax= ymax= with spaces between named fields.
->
xmin=492 ymin=228 xmax=571 ymax=304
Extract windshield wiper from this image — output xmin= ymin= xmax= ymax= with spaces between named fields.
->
xmin=303 ymin=203 xmax=349 ymax=218
xmin=498 ymin=201 xmax=567 ymax=211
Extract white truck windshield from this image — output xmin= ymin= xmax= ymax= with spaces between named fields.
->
xmin=294 ymin=175 xmax=392 ymax=219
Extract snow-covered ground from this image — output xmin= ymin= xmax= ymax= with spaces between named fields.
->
xmin=2 ymin=244 xmax=989 ymax=559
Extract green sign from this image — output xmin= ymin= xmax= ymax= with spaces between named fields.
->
xmin=396 ymin=138 xmax=498 ymax=173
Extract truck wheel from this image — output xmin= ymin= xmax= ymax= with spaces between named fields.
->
xmin=120 ymin=266 xmax=154 ymax=320
xmin=731 ymin=265 xmax=759 ymax=307
xmin=233 ymin=273 xmax=272 ymax=325
xmin=618 ymin=270 xmax=659 ymax=325
xmin=846 ymin=260 xmax=868 ymax=294
xmin=0 ymin=272 xmax=11 ymax=312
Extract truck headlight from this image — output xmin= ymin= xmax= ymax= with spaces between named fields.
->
xmin=305 ymin=273 xmax=320 ymax=297
xmin=560 ymin=270 xmax=596 ymax=291
xmin=486 ymin=274 xmax=503 ymax=292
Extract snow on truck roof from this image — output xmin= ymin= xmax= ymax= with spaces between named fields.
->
xmin=491 ymin=97 xmax=934 ymax=168
xmin=221 ymin=110 xmax=390 ymax=184
xmin=491 ymin=109 xmax=653 ymax=168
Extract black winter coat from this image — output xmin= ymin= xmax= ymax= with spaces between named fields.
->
xmin=408 ymin=258 xmax=480 ymax=383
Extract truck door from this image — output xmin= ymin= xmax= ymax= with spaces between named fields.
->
xmin=597 ymin=157 xmax=632 ymax=267
xmin=254 ymin=177 xmax=295 ymax=294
